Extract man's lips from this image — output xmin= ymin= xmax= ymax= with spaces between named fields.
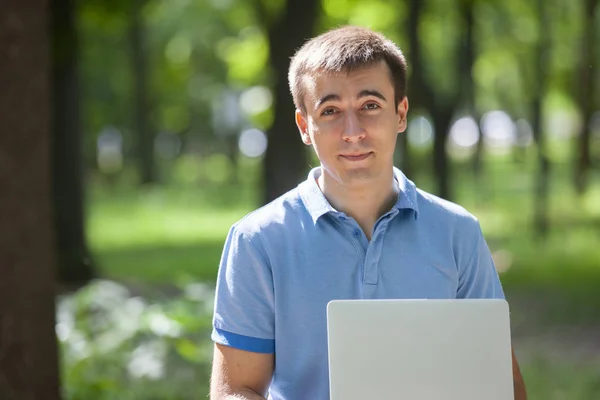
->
xmin=339 ymin=152 xmax=372 ymax=161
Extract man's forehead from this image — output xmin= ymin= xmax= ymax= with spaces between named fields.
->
xmin=301 ymin=70 xmax=347 ymax=93
xmin=304 ymin=68 xmax=363 ymax=88
xmin=302 ymin=68 xmax=389 ymax=101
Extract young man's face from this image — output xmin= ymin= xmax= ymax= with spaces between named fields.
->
xmin=295 ymin=60 xmax=409 ymax=187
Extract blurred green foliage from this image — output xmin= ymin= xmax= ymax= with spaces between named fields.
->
xmin=58 ymin=279 xmax=214 ymax=399
xmin=78 ymin=0 xmax=599 ymax=180
xmin=64 ymin=0 xmax=600 ymax=398
xmin=81 ymin=154 xmax=600 ymax=399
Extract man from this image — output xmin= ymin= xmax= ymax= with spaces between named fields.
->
xmin=210 ymin=25 xmax=527 ymax=400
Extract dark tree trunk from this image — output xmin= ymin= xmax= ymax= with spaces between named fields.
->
xmin=52 ymin=0 xmax=95 ymax=285
xmin=461 ymin=0 xmax=484 ymax=183
xmin=225 ymin=133 xmax=240 ymax=185
xmin=262 ymin=0 xmax=320 ymax=204
xmin=406 ymin=0 xmax=432 ymax=183
xmin=574 ymin=0 xmax=598 ymax=195
xmin=129 ymin=0 xmax=156 ymax=185
xmin=432 ymin=106 xmax=454 ymax=200
xmin=407 ymin=0 xmax=433 ymax=110
xmin=532 ymin=0 xmax=551 ymax=238
xmin=0 ymin=1 xmax=61 ymax=398
xmin=396 ymin=132 xmax=412 ymax=179
xmin=408 ymin=0 xmax=455 ymax=200
xmin=458 ymin=0 xmax=487 ymax=205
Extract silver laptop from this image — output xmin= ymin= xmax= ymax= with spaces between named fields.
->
xmin=327 ymin=299 xmax=514 ymax=400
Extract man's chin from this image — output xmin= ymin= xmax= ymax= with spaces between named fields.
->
xmin=320 ymin=163 xmax=380 ymax=185
xmin=340 ymin=167 xmax=375 ymax=182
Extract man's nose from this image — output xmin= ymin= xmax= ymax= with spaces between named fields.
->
xmin=341 ymin=111 xmax=366 ymax=142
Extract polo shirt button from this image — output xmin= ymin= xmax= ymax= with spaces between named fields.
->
xmin=338 ymin=216 xmax=346 ymax=221
xmin=353 ymin=230 xmax=361 ymax=237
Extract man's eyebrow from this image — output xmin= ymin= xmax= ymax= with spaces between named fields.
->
xmin=315 ymin=94 xmax=340 ymax=110
xmin=358 ymin=89 xmax=387 ymax=102
xmin=314 ymin=90 xmax=387 ymax=110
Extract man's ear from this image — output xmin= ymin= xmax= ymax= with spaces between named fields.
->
xmin=397 ymin=97 xmax=409 ymax=133
xmin=295 ymin=109 xmax=312 ymax=145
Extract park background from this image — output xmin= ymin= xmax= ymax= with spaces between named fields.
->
xmin=1 ymin=0 xmax=600 ymax=399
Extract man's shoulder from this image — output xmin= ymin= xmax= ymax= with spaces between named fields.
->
xmin=232 ymin=186 xmax=306 ymax=238
xmin=414 ymin=187 xmax=479 ymax=228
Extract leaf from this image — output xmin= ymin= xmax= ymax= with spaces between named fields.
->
xmin=175 ymin=338 xmax=203 ymax=363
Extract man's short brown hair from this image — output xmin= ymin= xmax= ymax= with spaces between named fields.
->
xmin=288 ymin=25 xmax=408 ymax=113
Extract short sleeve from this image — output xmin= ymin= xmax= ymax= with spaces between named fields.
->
xmin=211 ymin=224 xmax=275 ymax=353
xmin=456 ymin=222 xmax=505 ymax=299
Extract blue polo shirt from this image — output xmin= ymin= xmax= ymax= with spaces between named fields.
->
xmin=211 ymin=167 xmax=505 ymax=400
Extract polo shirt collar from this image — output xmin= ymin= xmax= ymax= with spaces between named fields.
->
xmin=393 ymin=167 xmax=419 ymax=218
xmin=299 ymin=167 xmax=419 ymax=224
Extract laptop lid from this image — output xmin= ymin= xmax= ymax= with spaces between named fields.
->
xmin=327 ymin=299 xmax=514 ymax=400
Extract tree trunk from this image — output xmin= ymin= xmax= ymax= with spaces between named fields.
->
xmin=396 ymin=132 xmax=412 ymax=179
xmin=406 ymin=0 xmax=432 ymax=183
xmin=408 ymin=0 xmax=455 ymax=200
xmin=52 ymin=0 xmax=95 ymax=285
xmin=262 ymin=0 xmax=320 ymax=204
xmin=129 ymin=0 xmax=156 ymax=185
xmin=461 ymin=0 xmax=484 ymax=183
xmin=574 ymin=0 xmax=598 ymax=195
xmin=532 ymin=0 xmax=551 ymax=238
xmin=457 ymin=0 xmax=487 ymax=205
xmin=432 ymin=106 xmax=454 ymax=200
xmin=225 ymin=133 xmax=240 ymax=185
xmin=407 ymin=0 xmax=432 ymax=109
xmin=0 ymin=1 xmax=61 ymax=398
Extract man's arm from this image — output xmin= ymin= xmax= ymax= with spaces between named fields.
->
xmin=512 ymin=346 xmax=527 ymax=400
xmin=210 ymin=343 xmax=274 ymax=400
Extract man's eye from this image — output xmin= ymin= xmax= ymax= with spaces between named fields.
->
xmin=364 ymin=103 xmax=380 ymax=110
xmin=322 ymin=108 xmax=337 ymax=116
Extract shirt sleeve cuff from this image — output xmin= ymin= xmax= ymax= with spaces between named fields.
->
xmin=211 ymin=327 xmax=275 ymax=354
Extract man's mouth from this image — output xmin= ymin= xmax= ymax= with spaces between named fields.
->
xmin=340 ymin=152 xmax=372 ymax=161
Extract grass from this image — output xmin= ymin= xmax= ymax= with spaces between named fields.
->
xmin=86 ymin=155 xmax=600 ymax=398
xmin=88 ymin=158 xmax=600 ymax=290
xmin=87 ymin=184 xmax=253 ymax=284
xmin=522 ymin=361 xmax=600 ymax=400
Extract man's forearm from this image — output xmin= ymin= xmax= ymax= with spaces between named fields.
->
xmin=514 ymin=378 xmax=527 ymax=400
xmin=511 ymin=347 xmax=527 ymax=400
xmin=222 ymin=389 xmax=267 ymax=400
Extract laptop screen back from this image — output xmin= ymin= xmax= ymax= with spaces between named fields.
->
xmin=326 ymin=299 xmax=514 ymax=400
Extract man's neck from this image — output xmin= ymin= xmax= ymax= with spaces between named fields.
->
xmin=317 ymin=168 xmax=399 ymax=240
